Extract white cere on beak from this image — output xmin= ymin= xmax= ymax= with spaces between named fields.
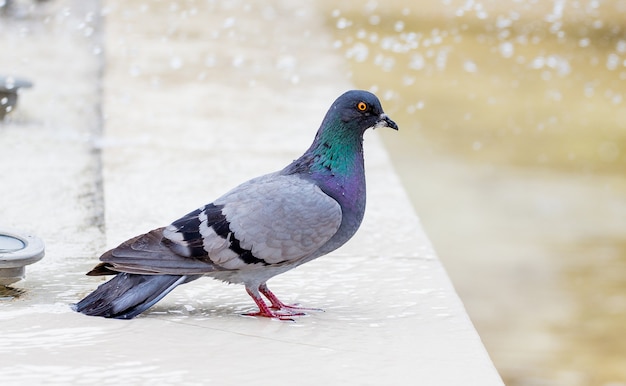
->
xmin=374 ymin=114 xmax=390 ymax=129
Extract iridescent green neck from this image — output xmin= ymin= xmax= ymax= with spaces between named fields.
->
xmin=308 ymin=122 xmax=364 ymax=176
xmin=281 ymin=116 xmax=367 ymax=223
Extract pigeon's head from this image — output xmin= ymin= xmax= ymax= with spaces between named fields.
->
xmin=328 ymin=90 xmax=399 ymax=133
xmin=287 ymin=90 xmax=398 ymax=177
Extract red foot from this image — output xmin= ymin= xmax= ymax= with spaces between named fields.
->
xmin=245 ymin=287 xmax=299 ymax=321
xmin=244 ymin=285 xmax=323 ymax=320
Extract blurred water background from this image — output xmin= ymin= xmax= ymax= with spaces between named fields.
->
xmin=321 ymin=1 xmax=626 ymax=385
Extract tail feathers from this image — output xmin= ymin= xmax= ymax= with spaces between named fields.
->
xmin=73 ymin=273 xmax=194 ymax=319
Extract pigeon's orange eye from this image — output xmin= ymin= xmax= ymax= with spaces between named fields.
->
xmin=357 ymin=101 xmax=368 ymax=111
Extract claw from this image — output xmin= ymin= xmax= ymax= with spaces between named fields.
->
xmin=242 ymin=310 xmax=296 ymax=322
xmin=259 ymin=283 xmax=322 ymax=314
xmin=245 ymin=287 xmax=297 ymax=321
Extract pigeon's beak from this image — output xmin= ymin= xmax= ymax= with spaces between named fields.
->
xmin=374 ymin=113 xmax=399 ymax=130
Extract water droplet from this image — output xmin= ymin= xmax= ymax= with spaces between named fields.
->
xmin=223 ymin=17 xmax=235 ymax=28
xmin=496 ymin=16 xmax=512 ymax=29
xmin=463 ymin=60 xmax=477 ymax=73
xmin=345 ymin=42 xmax=369 ymax=63
xmin=409 ymin=53 xmax=425 ymax=70
xmin=360 ymin=1 xmax=377 ymax=14
xmin=499 ymin=41 xmax=514 ymax=58
xmin=612 ymin=94 xmax=622 ymax=104
xmin=383 ymin=90 xmax=394 ymax=101
xmin=374 ymin=54 xmax=395 ymax=72
xmin=435 ymin=50 xmax=448 ymax=70
xmin=232 ymin=55 xmax=245 ymax=68
xmin=606 ymin=53 xmax=620 ymax=71
xmin=276 ymin=55 xmax=297 ymax=70
xmin=169 ymin=56 xmax=183 ymax=70
xmin=336 ymin=17 xmax=351 ymax=29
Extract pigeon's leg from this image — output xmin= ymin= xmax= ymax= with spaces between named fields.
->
xmin=243 ymin=286 xmax=296 ymax=321
xmin=259 ymin=283 xmax=322 ymax=314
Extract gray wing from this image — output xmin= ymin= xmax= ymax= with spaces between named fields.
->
xmin=95 ymin=173 xmax=342 ymax=275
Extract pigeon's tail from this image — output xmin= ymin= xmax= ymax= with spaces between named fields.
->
xmin=73 ymin=273 xmax=198 ymax=319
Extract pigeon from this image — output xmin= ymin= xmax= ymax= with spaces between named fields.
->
xmin=73 ymin=90 xmax=398 ymax=320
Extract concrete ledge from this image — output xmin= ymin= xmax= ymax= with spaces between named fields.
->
xmin=0 ymin=0 xmax=503 ymax=384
